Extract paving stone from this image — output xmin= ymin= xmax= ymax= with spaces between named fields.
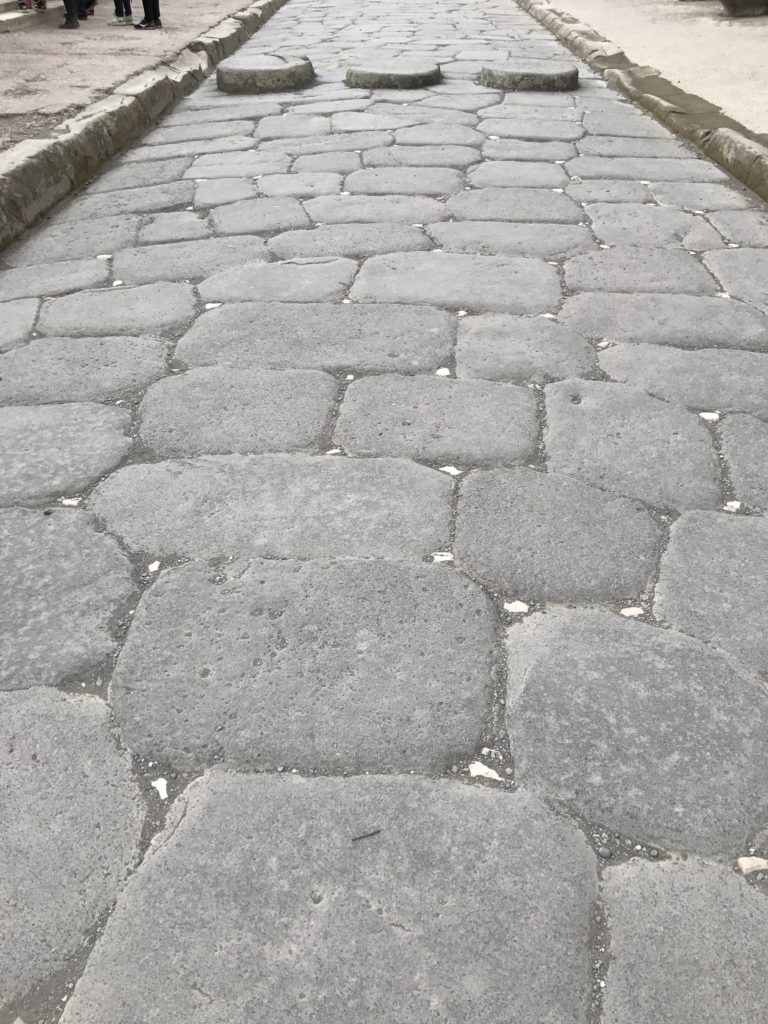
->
xmin=545 ymin=379 xmax=721 ymax=509
xmin=257 ymin=171 xmax=343 ymax=197
xmin=362 ymin=144 xmax=479 ymax=168
xmin=164 ymin=100 xmax=281 ymax=124
xmin=257 ymin=114 xmax=331 ymax=139
xmin=211 ymin=196 xmax=310 ymax=234
xmin=649 ymin=180 xmax=756 ymax=212
xmin=87 ymin=157 xmax=192 ymax=194
xmin=0 ymin=297 xmax=38 ymax=352
xmin=144 ymin=120 xmax=255 ymax=146
xmin=199 ymin=256 xmax=357 ymax=303
xmin=217 ymin=53 xmax=315 ymax=93
xmin=576 ymin=134 xmax=694 ymax=158
xmin=122 ymin=138 xmax=255 ymax=164
xmin=582 ymin=111 xmax=672 ymax=137
xmin=447 ymin=186 xmax=582 ymax=222
xmin=351 ymin=251 xmax=560 ymax=313
xmin=89 ymin=454 xmax=452 ymax=559
xmin=38 ymin=281 xmax=197 ymax=336
xmin=186 ymin=154 xmax=291 ymax=179
xmin=477 ymin=103 xmax=580 ymax=121
xmin=2 ymin=214 xmax=140 ymax=266
xmin=0 ymin=689 xmax=142 ymax=1005
xmin=419 ymin=92 xmax=502 ymax=111
xmin=59 ymin=774 xmax=595 ymax=1024
xmin=559 ymin=292 xmax=768 ymax=350
xmin=656 ymin=511 xmax=768 ymax=675
xmin=603 ymin=860 xmax=768 ymax=1023
xmin=114 ymin=236 xmax=269 ymax=285
xmin=0 ymin=259 xmax=109 ymax=303
xmin=177 ymin=300 xmax=454 ymax=373
xmin=305 ymin=193 xmax=448 ymax=223
xmin=706 ymin=210 xmax=768 ymax=246
xmin=327 ymin=110 xmax=418 ymax=131
xmin=365 ymin=104 xmax=478 ymax=127
xmin=703 ymin=248 xmax=768 ymax=312
xmin=138 ymin=211 xmax=211 ymax=244
xmin=428 ymin=220 xmax=595 ymax=258
xmin=600 ymin=344 xmax=768 ymax=415
xmin=455 ymin=467 xmax=660 ymax=601
xmin=258 ymin=130 xmax=394 ymax=156
xmin=293 ymin=151 xmax=362 ymax=173
xmin=478 ymin=117 xmax=584 ymax=141
xmin=719 ymin=414 xmax=768 ymax=507
xmin=345 ymin=167 xmax=464 ymax=195
xmin=456 ymin=314 xmax=595 ymax=382
xmin=586 ymin=203 xmax=725 ymax=250
xmin=54 ymin=181 xmax=194 ymax=220
xmin=336 ymin=374 xmax=538 ymax=464
xmin=283 ymin=99 xmax=375 ymax=115
xmin=482 ymin=137 xmax=577 ymax=161
xmin=566 ymin=179 xmax=652 ymax=204
xmin=569 ymin=156 xmax=727 ymax=183
xmin=564 ymin=248 xmax=718 ymax=294
xmin=395 ymin=123 xmax=485 ymax=146
xmin=0 ymin=335 xmax=166 ymax=404
xmin=507 ymin=609 xmax=768 ymax=855
xmin=478 ymin=59 xmax=578 ymax=90
xmin=468 ymin=160 xmax=568 ymax=188
xmin=0 ymin=404 xmax=132 ymax=505
xmin=269 ymin=223 xmax=430 ymax=258
xmin=139 ymin=367 xmax=336 ymax=456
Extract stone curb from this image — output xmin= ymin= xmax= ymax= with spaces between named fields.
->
xmin=0 ymin=0 xmax=287 ymax=251
xmin=516 ymin=0 xmax=768 ymax=205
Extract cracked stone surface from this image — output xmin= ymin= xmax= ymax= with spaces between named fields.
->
xmin=199 ymin=257 xmax=358 ymax=303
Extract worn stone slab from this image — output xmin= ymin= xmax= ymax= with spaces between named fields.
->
xmin=603 ymin=860 xmax=768 ymax=1023
xmin=122 ymin=137 xmax=257 ymax=165
xmin=38 ymin=282 xmax=197 ymax=337
xmin=345 ymin=167 xmax=464 ymax=196
xmin=87 ymin=157 xmax=192 ymax=194
xmin=545 ymin=379 xmax=721 ymax=509
xmin=346 ymin=59 xmax=443 ymax=89
xmin=478 ymin=59 xmax=578 ymax=91
xmin=138 ymin=211 xmax=211 ymax=244
xmin=568 ymin=156 xmax=727 ymax=183
xmin=706 ymin=210 xmax=768 ymax=247
xmin=468 ymin=160 xmax=568 ymax=188
xmin=143 ymin=121 xmax=255 ymax=147
xmin=177 ymin=301 xmax=453 ymax=373
xmin=703 ymin=249 xmax=768 ymax=312
xmin=186 ymin=153 xmax=291 ymax=179
xmin=165 ymin=100 xmax=281 ymax=125
xmin=363 ymin=145 xmax=479 ymax=168
xmin=336 ymin=375 xmax=537 ymax=464
xmin=258 ymin=130 xmax=394 ymax=157
xmin=586 ymin=203 xmax=725 ymax=250
xmin=217 ymin=53 xmax=315 ymax=94
xmin=351 ymin=251 xmax=560 ymax=313
xmin=59 ymin=775 xmax=595 ymax=1024
xmin=457 ymin=314 xmax=595 ymax=382
xmin=55 ymin=181 xmax=194 ymax=221
xmin=139 ymin=367 xmax=335 ymax=456
xmin=258 ymin=172 xmax=343 ymax=197
xmin=508 ymin=609 xmax=768 ymax=855
xmin=305 ymin=194 xmax=448 ymax=223
xmin=420 ymin=92 xmax=504 ymax=112
xmin=582 ymin=111 xmax=674 ymax=138
xmin=447 ymin=186 xmax=581 ymax=223
xmin=564 ymin=248 xmax=718 ymax=295
xmin=257 ymin=114 xmax=331 ymax=139
xmin=428 ymin=220 xmax=595 ymax=259
xmin=0 ymin=259 xmax=109 ymax=303
xmin=483 ymin=138 xmax=577 ymax=161
xmin=1 ymin=690 xmax=142 ymax=1006
xmin=566 ymin=179 xmax=652 ymax=204
xmin=649 ymin=181 xmax=757 ymax=212
xmin=395 ymin=123 xmax=485 ymax=146
xmin=2 ymin=215 xmax=140 ymax=266
xmin=655 ymin=512 xmax=768 ymax=676
xmin=293 ymin=151 xmax=362 ymax=173
xmin=211 ymin=197 xmax=310 ymax=234
xmin=478 ymin=118 xmax=584 ymax=141
xmin=577 ymin=135 xmax=694 ymax=158
xmin=89 ymin=455 xmax=452 ymax=559
xmin=114 ymin=236 xmax=269 ymax=286
xmin=366 ymin=103 xmax=477 ymax=127
xmin=720 ymin=414 xmax=768 ymax=507
xmin=269 ymin=223 xmax=430 ymax=259
xmin=559 ymin=292 xmax=768 ymax=351
xmin=199 ymin=257 xmax=357 ymax=303
xmin=193 ymin=173 xmax=251 ymax=206
xmin=0 ymin=404 xmax=131 ymax=505
xmin=455 ymin=468 xmax=660 ymax=602
xmin=0 ymin=297 xmax=38 ymax=352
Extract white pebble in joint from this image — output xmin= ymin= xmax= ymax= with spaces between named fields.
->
xmin=738 ymin=856 xmax=768 ymax=874
xmin=597 ymin=340 xmax=612 ymax=348
xmin=325 ymin=448 xmax=343 ymax=455
xmin=431 ymin=551 xmax=454 ymax=563
xmin=724 ymin=500 xmax=742 ymax=512
xmin=438 ymin=465 xmax=462 ymax=477
xmin=112 ymin=280 xmax=123 ymax=287
xmin=412 ymin=223 xmax=424 ymax=227
xmin=435 ymin=367 xmax=451 ymax=377
xmin=204 ymin=302 xmax=222 ymax=310
xmin=468 ymin=761 xmax=502 ymax=782
xmin=488 ymin=135 xmax=499 ymax=140
xmin=151 ymin=778 xmax=168 ymax=800
xmin=699 ymin=411 xmax=720 ymax=422
xmin=147 ymin=561 xmax=160 ymax=573
xmin=539 ymin=313 xmax=557 ymax=320
xmin=598 ymin=244 xmax=610 ymax=249
xmin=345 ymin=374 xmax=355 ymax=381
xmin=503 ymin=600 xmax=529 ymax=615
xmin=551 ymin=188 xmax=564 ymax=193
xmin=186 ymin=206 xmax=194 ymax=211
xmin=717 ymin=292 xmax=731 ymax=299
xmin=96 ymin=254 xmax=111 ymax=260
xmin=620 ymin=606 xmax=644 ymax=618
xmin=727 ymin=243 xmax=741 ymax=248
xmin=640 ymin=180 xmax=650 ymax=185
xmin=342 ymin=298 xmax=351 ymax=304
xmin=60 ymin=497 xmax=81 ymax=507
xmin=456 ymin=309 xmax=468 ymax=317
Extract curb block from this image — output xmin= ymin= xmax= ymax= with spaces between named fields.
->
xmin=517 ymin=0 xmax=768 ymax=205
xmin=0 ymin=0 xmax=287 ymax=252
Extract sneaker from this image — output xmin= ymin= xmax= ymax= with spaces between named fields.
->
xmin=108 ymin=14 xmax=125 ymax=22
xmin=124 ymin=13 xmax=133 ymax=21
xmin=133 ymin=16 xmax=149 ymax=26
xmin=33 ymin=0 xmax=48 ymax=10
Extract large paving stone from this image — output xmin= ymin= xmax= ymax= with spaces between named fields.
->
xmin=586 ymin=202 xmax=724 ymax=250
xmin=582 ymin=111 xmax=671 ymax=137
xmin=703 ymin=249 xmax=768 ymax=312
xmin=577 ymin=134 xmax=694 ymax=158
xmin=655 ymin=511 xmax=768 ymax=676
xmin=268 ymin=223 xmax=431 ymax=259
xmin=2 ymin=214 xmax=140 ymax=266
xmin=139 ymin=211 xmax=212 ymax=244
xmin=176 ymin=301 xmax=454 ymax=373
xmin=165 ymin=99 xmax=280 ymax=124
xmin=59 ymin=774 xmax=596 ymax=1024
xmin=649 ymin=180 xmax=756 ymax=212
xmin=330 ymin=111 xmax=423 ymax=132
xmin=567 ymin=156 xmax=726 ymax=182
xmin=199 ymin=257 xmax=358 ymax=303
xmin=113 ymin=236 xmax=268 ymax=285
xmin=564 ymin=248 xmax=718 ymax=295
xmin=478 ymin=117 xmax=584 ymax=141
xmin=335 ymin=375 xmax=538 ymax=464
xmin=545 ymin=379 xmax=721 ymax=509
xmin=143 ymin=120 xmax=255 ymax=146
xmin=395 ymin=123 xmax=485 ymax=146
xmin=447 ymin=186 xmax=581 ymax=222
xmin=350 ymin=251 xmax=560 ymax=313
xmin=293 ymin=151 xmax=363 ymax=173
xmin=187 ymin=153 xmax=290 ymax=179
xmin=89 ymin=455 xmax=452 ymax=559
xmin=305 ymin=194 xmax=448 ymax=223
xmin=365 ymin=103 xmax=477 ymax=128
xmin=257 ymin=172 xmax=342 ymax=198
xmin=211 ymin=196 xmax=310 ymax=234
xmin=707 ymin=209 xmax=768 ymax=247
xmin=0 ymin=297 xmax=38 ymax=352
xmin=600 ymin=343 xmax=768 ymax=415
xmin=1 ymin=689 xmax=142 ymax=1006
xmin=123 ymin=137 xmax=256 ymax=164
xmin=346 ymin=58 xmax=443 ymax=88
xmin=257 ymin=113 xmax=331 ymax=139
xmin=456 ymin=314 xmax=595 ymax=382
xmin=0 ymin=258 xmax=109 ymax=303
xmin=38 ymin=282 xmax=196 ymax=337
xmin=559 ymin=292 xmax=768 ymax=350
xmin=427 ymin=220 xmax=595 ymax=258
xmin=55 ymin=181 xmax=194 ymax=220
xmin=87 ymin=157 xmax=192 ymax=193
xmin=0 ymin=404 xmax=132 ymax=505
xmin=258 ymin=130 xmax=394 ymax=157
xmin=603 ymin=860 xmax=768 ymax=1024
xmin=345 ymin=167 xmax=464 ymax=195
xmin=720 ymin=414 xmax=768 ymax=507
xmin=455 ymin=468 xmax=660 ymax=602
xmin=468 ymin=160 xmax=568 ymax=188
xmin=217 ymin=53 xmax=315 ymax=93
xmin=507 ymin=608 xmax=768 ymax=854
xmin=363 ymin=144 xmax=480 ymax=168
xmin=1 ymin=508 xmax=134 ymax=689
xmin=139 ymin=367 xmax=336 ymax=456
xmin=482 ymin=137 xmax=577 ymax=161
xmin=110 ymin=559 xmax=495 ymax=771
xmin=192 ymin=179 xmax=255 ymax=208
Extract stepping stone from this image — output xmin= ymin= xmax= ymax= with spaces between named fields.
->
xmin=345 ymin=59 xmax=443 ymax=89
xmin=478 ymin=59 xmax=578 ymax=92
xmin=217 ymin=53 xmax=315 ymax=94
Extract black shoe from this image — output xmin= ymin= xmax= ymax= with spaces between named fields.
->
xmin=134 ymin=16 xmax=149 ymax=26
xmin=77 ymin=11 xmax=87 ymax=17
xmin=59 ymin=14 xmax=79 ymax=25
xmin=152 ymin=17 xmax=161 ymax=25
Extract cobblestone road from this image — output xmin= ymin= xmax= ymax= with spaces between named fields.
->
xmin=2 ymin=0 xmax=768 ymax=1021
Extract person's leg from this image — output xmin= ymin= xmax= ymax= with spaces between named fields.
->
xmin=60 ymin=0 xmax=79 ymax=26
xmin=123 ymin=0 xmax=132 ymax=20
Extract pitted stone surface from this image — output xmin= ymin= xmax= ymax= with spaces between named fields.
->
xmin=468 ymin=160 xmax=568 ymax=188
xmin=139 ymin=211 xmax=211 ymax=244
xmin=38 ymin=282 xmax=196 ymax=337
xmin=88 ymin=157 xmax=192 ymax=193
xmin=199 ymin=257 xmax=358 ymax=303
xmin=257 ymin=172 xmax=343 ymax=197
xmin=455 ymin=468 xmax=660 ymax=602
xmin=506 ymin=608 xmax=768 ymax=855
xmin=139 ymin=367 xmax=336 ymax=456
xmin=55 ymin=180 xmax=194 ymax=220
xmin=294 ymin=151 xmax=362 ymax=173
xmin=124 ymin=137 xmax=256 ymax=164
xmin=477 ymin=59 xmax=578 ymax=91
xmin=0 ymin=259 xmax=109 ymax=303
xmin=0 ymin=508 xmax=134 ymax=689
xmin=211 ymin=197 xmax=310 ymax=234
xmin=586 ymin=203 xmax=725 ymax=250
xmin=703 ymin=248 xmax=768 ymax=312
xmin=428 ymin=221 xmax=595 ymax=258
xmin=257 ymin=113 xmax=331 ymax=139
xmin=177 ymin=301 xmax=454 ymax=373
xmin=59 ymin=775 xmax=596 ymax=1024
xmin=577 ymin=135 xmax=693 ymax=158
xmin=110 ymin=559 xmax=495 ymax=771
xmin=545 ymin=379 xmax=721 ymax=510
xmin=483 ymin=137 xmax=577 ymax=161
xmin=707 ymin=210 xmax=768 ymax=247
xmin=350 ymin=251 xmax=560 ymax=313
xmin=564 ymin=248 xmax=718 ymax=295
xmin=113 ymin=236 xmax=269 ymax=285
xmin=258 ymin=130 xmax=394 ymax=157
xmin=603 ymin=860 xmax=768 ymax=1024
xmin=346 ymin=59 xmax=443 ymax=89
xmin=567 ymin=156 xmax=727 ymax=182
xmin=305 ymin=194 xmax=448 ymax=223
xmin=346 ymin=167 xmax=464 ymax=196
xmin=0 ymin=297 xmax=38 ymax=352
xmin=447 ymin=186 xmax=581 ymax=222
xmin=1 ymin=689 xmax=142 ymax=1005
xmin=268 ymin=223 xmax=431 ymax=259
xmin=456 ymin=314 xmax=595 ymax=382
xmin=2 ymin=214 xmax=140 ymax=266
xmin=649 ymin=180 xmax=756 ymax=212
xmin=395 ymin=123 xmax=485 ymax=146
xmin=188 ymin=153 xmax=291 ymax=179
xmin=335 ymin=375 xmax=538 ymax=464
xmin=582 ymin=111 xmax=671 ymax=138
xmin=217 ymin=53 xmax=315 ymax=94
xmin=478 ymin=117 xmax=584 ymax=141
xmin=655 ymin=511 xmax=768 ymax=676
xmin=89 ymin=455 xmax=452 ymax=559
xmin=363 ymin=145 xmax=480 ymax=168
xmin=144 ymin=120 xmax=255 ymax=146
xmin=720 ymin=414 xmax=768 ymax=507
xmin=0 ymin=404 xmax=131 ymax=505
xmin=566 ymin=179 xmax=652 ymax=204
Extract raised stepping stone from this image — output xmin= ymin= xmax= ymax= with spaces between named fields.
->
xmin=217 ymin=53 xmax=315 ymax=94
xmin=345 ymin=59 xmax=443 ymax=89
xmin=477 ymin=59 xmax=578 ymax=91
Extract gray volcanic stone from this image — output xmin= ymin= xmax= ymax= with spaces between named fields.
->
xmin=350 ymin=251 xmax=560 ymax=313
xmin=258 ymin=130 xmax=394 ymax=157
xmin=38 ymin=282 xmax=196 ymax=337
xmin=655 ymin=511 xmax=768 ymax=676
xmin=269 ymin=223 xmax=430 ymax=259
xmin=507 ymin=609 xmax=768 ymax=855
xmin=59 ymin=775 xmax=596 ymax=1024
xmin=335 ymin=375 xmax=538 ymax=464
xmin=582 ymin=111 xmax=671 ymax=137
xmin=564 ymin=248 xmax=718 ymax=295
xmin=114 ymin=236 xmax=269 ymax=285
xmin=395 ymin=124 xmax=485 ymax=146
xmin=0 ymin=259 xmax=109 ymax=303
xmin=482 ymin=138 xmax=577 ymax=161
xmin=345 ymin=167 xmax=464 ymax=196
xmin=257 ymin=114 xmax=331 ymax=139
xmin=305 ymin=194 xmax=448 ymax=223
xmin=345 ymin=59 xmax=443 ymax=89
xmin=188 ymin=154 xmax=290 ymax=179
xmin=577 ymin=135 xmax=694 ymax=158
xmin=139 ymin=211 xmax=211 ymax=244
xmin=124 ymin=137 xmax=255 ymax=164
xmin=468 ymin=160 xmax=568 ymax=188
xmin=0 ymin=297 xmax=38 ymax=352
xmin=1 ymin=689 xmax=142 ymax=1006
xmin=567 ymin=179 xmax=652 ymax=204
xmin=0 ymin=404 xmax=131 ymax=505
xmin=568 ymin=156 xmax=726 ymax=182
xmin=257 ymin=172 xmax=343 ymax=197
xmin=111 ymin=559 xmax=495 ymax=771
xmin=143 ymin=121 xmax=254 ymax=146
xmin=478 ymin=59 xmax=578 ymax=91
xmin=707 ymin=210 xmax=768 ymax=246
xmin=192 ymin=180 xmax=255 ymax=208
xmin=2 ymin=214 xmax=140 ymax=265
xmin=703 ymin=249 xmax=768 ymax=312
xmin=721 ymin=414 xmax=768 ymax=506
xmin=603 ymin=860 xmax=768 ymax=1024
xmin=88 ymin=158 xmax=191 ymax=193
xmin=165 ymin=100 xmax=280 ymax=124
xmin=211 ymin=197 xmax=310 ymax=234
xmin=478 ymin=118 xmax=584 ymax=141
xmin=199 ymin=257 xmax=357 ymax=303
xmin=428 ymin=221 xmax=595 ymax=259
xmin=0 ymin=508 xmax=134 ymax=689
xmin=649 ymin=181 xmax=756 ymax=212
xmin=331 ymin=111 xmax=421 ymax=132
xmin=447 ymin=187 xmax=581 ymax=223
xmin=139 ymin=367 xmax=336 ymax=456
xmin=55 ymin=181 xmax=194 ymax=220
xmin=586 ymin=202 xmax=725 ymax=250
xmin=177 ymin=301 xmax=454 ymax=373
xmin=457 ymin=315 xmax=595 ymax=382
xmin=545 ymin=379 xmax=721 ymax=509
xmin=363 ymin=145 xmax=479 ymax=168
xmin=89 ymin=455 xmax=452 ymax=559
xmin=455 ymin=468 xmax=660 ymax=602
xmin=293 ymin=152 xmax=362 ymax=173
xmin=217 ymin=53 xmax=315 ymax=94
